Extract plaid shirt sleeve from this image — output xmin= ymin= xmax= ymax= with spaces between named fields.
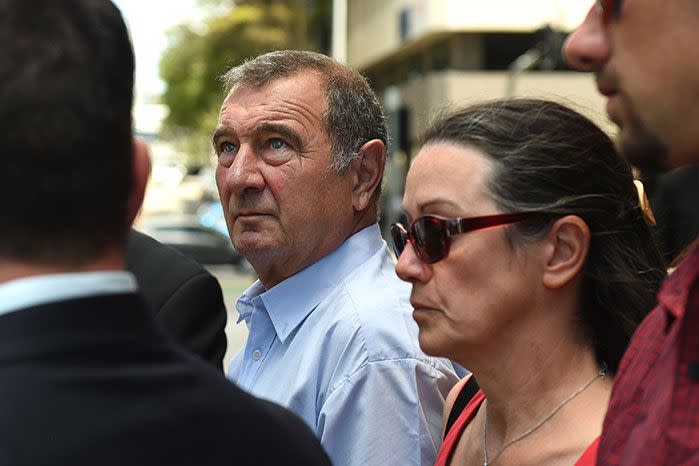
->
xmin=597 ymin=243 xmax=699 ymax=466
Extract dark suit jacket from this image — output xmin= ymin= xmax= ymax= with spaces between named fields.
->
xmin=126 ymin=229 xmax=227 ymax=370
xmin=0 ymin=294 xmax=331 ymax=466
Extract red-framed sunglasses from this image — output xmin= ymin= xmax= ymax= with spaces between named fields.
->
xmin=391 ymin=212 xmax=540 ymax=264
xmin=597 ymin=0 xmax=622 ymax=25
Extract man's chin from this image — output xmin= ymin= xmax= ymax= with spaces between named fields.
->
xmin=234 ymin=238 xmax=269 ymax=255
xmin=618 ymin=123 xmax=669 ymax=174
xmin=233 ymin=234 xmax=277 ymax=261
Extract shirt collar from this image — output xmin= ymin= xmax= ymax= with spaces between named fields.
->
xmin=236 ymin=224 xmax=385 ymax=343
xmin=0 ymin=271 xmax=138 ymax=318
xmin=658 ymin=241 xmax=699 ymax=319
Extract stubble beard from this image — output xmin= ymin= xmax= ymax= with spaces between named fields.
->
xmin=618 ymin=105 xmax=669 ymax=174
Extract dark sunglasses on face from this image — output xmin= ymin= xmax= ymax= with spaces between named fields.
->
xmin=597 ymin=0 xmax=622 ymax=25
xmin=391 ymin=212 xmax=540 ymax=264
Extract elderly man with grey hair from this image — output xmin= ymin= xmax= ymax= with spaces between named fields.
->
xmin=213 ymin=50 xmax=458 ymax=466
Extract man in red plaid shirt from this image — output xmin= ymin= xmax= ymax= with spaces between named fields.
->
xmin=564 ymin=1 xmax=699 ymax=464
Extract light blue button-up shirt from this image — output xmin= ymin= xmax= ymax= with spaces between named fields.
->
xmin=228 ymin=224 xmax=459 ymax=466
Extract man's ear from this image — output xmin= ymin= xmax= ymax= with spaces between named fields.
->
xmin=350 ymin=139 xmax=385 ymax=212
xmin=126 ymin=137 xmax=151 ymax=228
xmin=541 ymin=215 xmax=590 ymax=289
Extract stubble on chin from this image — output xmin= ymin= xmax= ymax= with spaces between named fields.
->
xmin=613 ymin=98 xmax=669 ymax=173
xmin=619 ymin=119 xmax=669 ymax=174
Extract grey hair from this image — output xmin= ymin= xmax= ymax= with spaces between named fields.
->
xmin=221 ymin=50 xmax=388 ymax=182
xmin=420 ymin=98 xmax=667 ymax=374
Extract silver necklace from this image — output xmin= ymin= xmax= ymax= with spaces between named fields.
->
xmin=482 ymin=363 xmax=608 ymax=466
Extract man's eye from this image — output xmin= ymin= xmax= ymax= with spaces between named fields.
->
xmin=221 ymin=142 xmax=236 ymax=153
xmin=270 ymin=139 xmax=285 ymax=150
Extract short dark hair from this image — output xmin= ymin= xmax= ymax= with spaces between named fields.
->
xmin=421 ymin=98 xmax=667 ymax=373
xmin=0 ymin=0 xmax=134 ymax=265
xmin=221 ymin=50 xmax=388 ymax=198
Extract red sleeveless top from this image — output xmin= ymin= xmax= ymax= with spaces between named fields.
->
xmin=435 ymin=386 xmax=600 ymax=466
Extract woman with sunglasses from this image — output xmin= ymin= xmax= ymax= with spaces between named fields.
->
xmin=393 ymin=98 xmax=666 ymax=466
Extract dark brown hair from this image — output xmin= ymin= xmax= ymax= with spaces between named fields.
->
xmin=0 ymin=0 xmax=134 ymax=265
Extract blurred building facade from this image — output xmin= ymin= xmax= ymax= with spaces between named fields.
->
xmin=344 ymin=0 xmax=609 ymax=228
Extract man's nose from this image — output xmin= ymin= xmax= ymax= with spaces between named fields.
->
xmin=563 ymin=4 xmax=611 ymax=72
xmin=222 ymin=145 xmax=266 ymax=196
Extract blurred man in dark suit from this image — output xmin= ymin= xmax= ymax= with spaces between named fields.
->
xmin=0 ymin=1 xmax=331 ymax=465
xmin=126 ymin=229 xmax=228 ymax=369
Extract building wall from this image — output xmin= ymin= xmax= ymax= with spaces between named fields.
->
xmin=347 ymin=1 xmax=608 ymax=144
xmin=390 ymin=70 xmax=612 ymax=152
xmin=348 ymin=0 xmax=590 ymax=69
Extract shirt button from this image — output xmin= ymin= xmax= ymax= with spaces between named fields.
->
xmin=252 ymin=349 xmax=262 ymax=361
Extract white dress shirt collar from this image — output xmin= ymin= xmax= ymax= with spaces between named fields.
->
xmin=0 ymin=271 xmax=138 ymax=318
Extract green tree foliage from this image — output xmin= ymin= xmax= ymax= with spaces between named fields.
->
xmin=159 ymin=0 xmax=331 ymax=165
